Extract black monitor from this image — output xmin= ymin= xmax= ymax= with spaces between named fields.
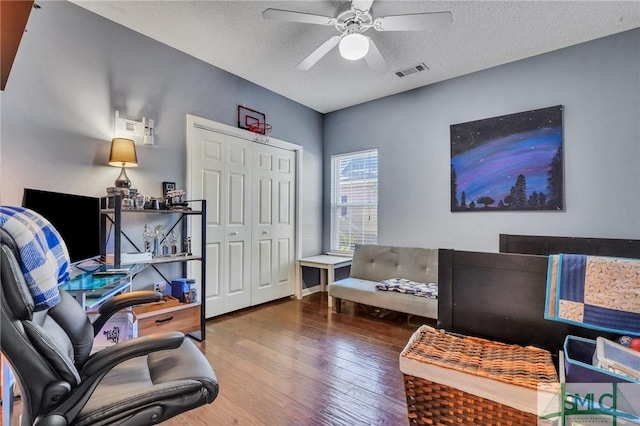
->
xmin=22 ymin=188 xmax=101 ymax=265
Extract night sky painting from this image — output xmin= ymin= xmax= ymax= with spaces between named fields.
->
xmin=451 ymin=105 xmax=564 ymax=212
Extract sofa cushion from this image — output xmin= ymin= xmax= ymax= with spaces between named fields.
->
xmin=329 ymin=277 xmax=437 ymax=319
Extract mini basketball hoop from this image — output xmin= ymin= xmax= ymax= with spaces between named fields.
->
xmin=248 ymin=122 xmax=272 ymax=144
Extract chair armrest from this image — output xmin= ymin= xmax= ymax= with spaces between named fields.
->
xmin=81 ymin=332 xmax=185 ymax=379
xmin=92 ymin=290 xmax=162 ymax=336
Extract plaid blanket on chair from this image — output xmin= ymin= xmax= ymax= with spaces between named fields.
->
xmin=0 ymin=206 xmax=70 ymax=310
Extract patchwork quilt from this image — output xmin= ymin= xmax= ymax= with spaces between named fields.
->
xmin=545 ymin=254 xmax=640 ymax=334
xmin=376 ymin=278 xmax=438 ymax=299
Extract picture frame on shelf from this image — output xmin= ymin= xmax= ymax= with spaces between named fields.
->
xmin=162 ymin=181 xmax=176 ymax=199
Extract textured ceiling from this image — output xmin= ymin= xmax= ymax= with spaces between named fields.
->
xmin=71 ymin=1 xmax=640 ymax=113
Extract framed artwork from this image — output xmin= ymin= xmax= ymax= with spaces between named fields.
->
xmin=237 ymin=105 xmax=266 ymax=133
xmin=162 ymin=181 xmax=176 ymax=199
xmin=450 ymin=105 xmax=564 ymax=212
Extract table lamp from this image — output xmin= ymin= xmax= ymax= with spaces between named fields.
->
xmin=108 ymin=138 xmax=138 ymax=188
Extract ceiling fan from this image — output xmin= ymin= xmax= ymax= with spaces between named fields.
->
xmin=262 ymin=0 xmax=452 ymax=74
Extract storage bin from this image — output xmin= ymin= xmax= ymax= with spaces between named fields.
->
xmin=90 ymin=311 xmax=137 ymax=353
xmin=563 ymin=335 xmax=638 ymax=383
xmin=171 ymin=278 xmax=190 ymax=302
xmin=400 ymin=325 xmax=559 ymax=425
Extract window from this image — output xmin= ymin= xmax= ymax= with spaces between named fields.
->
xmin=330 ymin=149 xmax=378 ymax=254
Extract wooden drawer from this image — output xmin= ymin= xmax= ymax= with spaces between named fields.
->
xmin=135 ymin=303 xmax=200 ymax=336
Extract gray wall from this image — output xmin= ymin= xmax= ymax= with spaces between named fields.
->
xmin=0 ymin=1 xmax=323 ymax=257
xmin=324 ymin=28 xmax=640 ymax=253
xmin=3 ymin=3 xmax=639 ymax=262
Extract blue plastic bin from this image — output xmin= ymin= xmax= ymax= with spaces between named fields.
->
xmin=564 ymin=336 xmax=638 ymax=383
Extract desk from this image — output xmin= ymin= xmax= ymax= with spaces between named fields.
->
xmin=60 ymin=264 xmax=144 ymax=310
xmin=297 ymin=255 xmax=352 ymax=302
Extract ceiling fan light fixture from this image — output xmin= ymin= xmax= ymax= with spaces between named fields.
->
xmin=339 ymin=33 xmax=369 ymax=60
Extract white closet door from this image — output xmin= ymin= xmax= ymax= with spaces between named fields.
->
xmin=188 ymin=127 xmax=252 ymax=317
xmin=222 ymin=136 xmax=253 ymax=314
xmin=187 ymin=115 xmax=299 ymax=318
xmin=188 ymin=126 xmax=226 ymax=317
xmin=252 ymin=144 xmax=296 ymax=305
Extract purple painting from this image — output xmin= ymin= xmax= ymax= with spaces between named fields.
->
xmin=450 ymin=105 xmax=564 ymax=212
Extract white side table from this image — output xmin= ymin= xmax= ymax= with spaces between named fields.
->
xmin=296 ymin=255 xmax=352 ymax=304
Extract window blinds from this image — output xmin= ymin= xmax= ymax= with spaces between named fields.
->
xmin=330 ymin=149 xmax=378 ymax=253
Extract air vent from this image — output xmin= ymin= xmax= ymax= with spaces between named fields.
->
xmin=395 ymin=62 xmax=429 ymax=78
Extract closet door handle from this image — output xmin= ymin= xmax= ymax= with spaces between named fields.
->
xmin=262 ymin=230 xmax=269 ymax=235
xmin=230 ymin=231 xmax=238 ymax=236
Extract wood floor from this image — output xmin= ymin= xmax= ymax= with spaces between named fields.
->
xmin=166 ymin=292 xmax=433 ymax=426
xmin=2 ymin=293 xmax=435 ymax=425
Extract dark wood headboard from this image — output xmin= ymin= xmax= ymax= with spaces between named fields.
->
xmin=499 ymin=234 xmax=640 ymax=258
xmin=436 ymin=249 xmax=616 ymax=359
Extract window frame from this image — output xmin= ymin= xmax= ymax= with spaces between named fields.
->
xmin=329 ymin=149 xmax=378 ymax=255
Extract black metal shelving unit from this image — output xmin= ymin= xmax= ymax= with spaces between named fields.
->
xmin=100 ymin=195 xmax=207 ymax=341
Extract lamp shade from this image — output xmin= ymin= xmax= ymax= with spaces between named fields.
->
xmin=108 ymin=138 xmax=138 ymax=168
xmin=339 ymin=33 xmax=369 ymax=60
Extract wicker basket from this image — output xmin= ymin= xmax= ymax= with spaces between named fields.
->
xmin=400 ymin=326 xmax=558 ymax=425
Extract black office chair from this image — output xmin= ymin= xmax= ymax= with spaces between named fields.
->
xmin=1 ymin=223 xmax=218 ymax=425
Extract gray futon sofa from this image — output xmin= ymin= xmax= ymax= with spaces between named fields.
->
xmin=328 ymin=244 xmax=438 ymax=319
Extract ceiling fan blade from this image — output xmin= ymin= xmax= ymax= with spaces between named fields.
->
xmin=262 ymin=8 xmax=336 ymax=26
xmin=351 ymin=0 xmax=374 ymax=13
xmin=296 ymin=36 xmax=341 ymax=71
xmin=374 ymin=11 xmax=452 ymax=32
xmin=364 ymin=37 xmax=390 ymax=75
